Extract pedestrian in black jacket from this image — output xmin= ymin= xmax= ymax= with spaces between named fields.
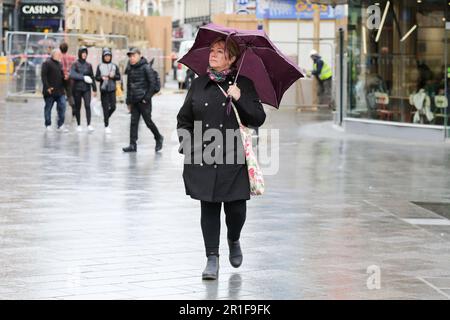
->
xmin=177 ymin=37 xmax=266 ymax=280
xmin=122 ymin=47 xmax=164 ymax=153
xmin=69 ymin=46 xmax=97 ymax=132
xmin=41 ymin=49 xmax=68 ymax=132
xmin=95 ymin=48 xmax=121 ymax=133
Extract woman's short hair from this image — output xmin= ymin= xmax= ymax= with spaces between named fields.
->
xmin=210 ymin=37 xmax=241 ymax=67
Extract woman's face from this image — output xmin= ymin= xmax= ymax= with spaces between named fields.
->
xmin=209 ymin=41 xmax=235 ymax=71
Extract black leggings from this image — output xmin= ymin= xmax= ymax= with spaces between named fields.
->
xmin=200 ymin=200 xmax=247 ymax=257
xmin=101 ymin=91 xmax=116 ymax=127
xmin=73 ymin=90 xmax=91 ymax=126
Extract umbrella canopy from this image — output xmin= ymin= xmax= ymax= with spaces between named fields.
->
xmin=179 ymin=23 xmax=304 ymax=108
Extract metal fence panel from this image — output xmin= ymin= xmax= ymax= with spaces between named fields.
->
xmin=5 ymin=31 xmax=130 ymax=99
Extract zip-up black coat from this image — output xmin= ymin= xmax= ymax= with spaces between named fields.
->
xmin=69 ymin=59 xmax=97 ymax=93
xmin=41 ymin=57 xmax=65 ymax=97
xmin=126 ymin=57 xmax=156 ymax=105
xmin=177 ymin=74 xmax=266 ymax=202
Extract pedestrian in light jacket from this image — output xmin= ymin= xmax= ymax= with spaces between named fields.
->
xmin=95 ymin=48 xmax=121 ymax=134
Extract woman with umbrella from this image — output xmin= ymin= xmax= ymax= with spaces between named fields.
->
xmin=177 ymin=24 xmax=303 ymax=280
xmin=177 ymin=36 xmax=266 ymax=280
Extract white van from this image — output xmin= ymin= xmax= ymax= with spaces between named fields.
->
xmin=176 ymin=40 xmax=195 ymax=89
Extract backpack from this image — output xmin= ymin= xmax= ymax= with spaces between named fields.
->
xmin=148 ymin=58 xmax=161 ymax=95
xmin=151 ymin=68 xmax=161 ymax=94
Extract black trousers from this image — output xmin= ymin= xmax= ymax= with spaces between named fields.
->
xmin=73 ymin=90 xmax=91 ymax=126
xmin=63 ymin=80 xmax=74 ymax=109
xmin=200 ymin=200 xmax=247 ymax=257
xmin=101 ymin=91 xmax=116 ymax=127
xmin=130 ymin=101 xmax=162 ymax=146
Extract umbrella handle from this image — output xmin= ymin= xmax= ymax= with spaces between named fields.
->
xmin=233 ymin=49 xmax=247 ymax=87
xmin=226 ymin=49 xmax=247 ymax=115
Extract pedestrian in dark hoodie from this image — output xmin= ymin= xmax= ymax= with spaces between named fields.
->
xmin=95 ymin=48 xmax=121 ymax=134
xmin=69 ymin=46 xmax=97 ymax=132
xmin=122 ymin=47 xmax=163 ymax=153
xmin=41 ymin=49 xmax=68 ymax=132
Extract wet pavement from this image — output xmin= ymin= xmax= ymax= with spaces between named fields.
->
xmin=1 ymin=77 xmax=450 ymax=300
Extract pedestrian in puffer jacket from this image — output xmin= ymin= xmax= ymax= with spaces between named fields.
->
xmin=69 ymin=46 xmax=97 ymax=132
xmin=125 ymin=57 xmax=156 ymax=105
xmin=95 ymin=48 xmax=121 ymax=133
xmin=122 ymin=47 xmax=163 ymax=153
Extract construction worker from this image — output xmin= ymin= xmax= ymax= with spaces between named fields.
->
xmin=307 ymin=49 xmax=333 ymax=107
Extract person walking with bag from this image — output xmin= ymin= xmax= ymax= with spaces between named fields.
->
xmin=122 ymin=48 xmax=163 ymax=153
xmin=41 ymin=49 xmax=68 ymax=132
xmin=95 ymin=48 xmax=121 ymax=134
xmin=69 ymin=46 xmax=97 ymax=132
xmin=176 ymin=37 xmax=266 ymax=280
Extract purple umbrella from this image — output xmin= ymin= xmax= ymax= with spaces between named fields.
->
xmin=178 ymin=23 xmax=304 ymax=109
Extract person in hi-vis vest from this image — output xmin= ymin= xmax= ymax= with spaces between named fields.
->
xmin=307 ymin=49 xmax=333 ymax=107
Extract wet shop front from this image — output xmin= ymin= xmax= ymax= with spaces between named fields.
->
xmin=344 ymin=0 xmax=450 ymax=141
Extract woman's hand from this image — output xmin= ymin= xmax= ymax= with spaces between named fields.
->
xmin=227 ymin=84 xmax=241 ymax=101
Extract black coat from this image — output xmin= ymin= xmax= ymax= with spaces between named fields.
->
xmin=126 ymin=57 xmax=156 ymax=105
xmin=177 ymin=74 xmax=266 ymax=202
xmin=41 ymin=58 xmax=65 ymax=97
xmin=69 ymin=59 xmax=97 ymax=92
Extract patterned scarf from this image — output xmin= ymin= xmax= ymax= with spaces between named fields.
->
xmin=207 ymin=66 xmax=236 ymax=115
xmin=207 ymin=66 xmax=235 ymax=83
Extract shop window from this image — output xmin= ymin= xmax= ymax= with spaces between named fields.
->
xmin=348 ymin=0 xmax=448 ymax=125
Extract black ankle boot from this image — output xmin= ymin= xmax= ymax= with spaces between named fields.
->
xmin=202 ymin=255 xmax=219 ymax=280
xmin=122 ymin=145 xmax=137 ymax=152
xmin=155 ymin=135 xmax=164 ymax=152
xmin=228 ymin=239 xmax=243 ymax=268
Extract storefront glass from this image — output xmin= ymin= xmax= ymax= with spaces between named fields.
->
xmin=347 ymin=0 xmax=448 ymax=132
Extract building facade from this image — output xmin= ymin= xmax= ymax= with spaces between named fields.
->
xmin=161 ymin=0 xmax=234 ymax=51
xmin=127 ymin=0 xmax=161 ymax=16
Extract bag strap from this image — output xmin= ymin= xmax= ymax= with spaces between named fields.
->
xmin=216 ymin=83 xmax=243 ymax=127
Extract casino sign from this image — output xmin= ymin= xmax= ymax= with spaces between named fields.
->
xmin=21 ymin=4 xmax=62 ymax=17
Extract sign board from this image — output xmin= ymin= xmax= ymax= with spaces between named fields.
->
xmin=235 ymin=0 xmax=257 ymax=14
xmin=256 ymin=0 xmax=345 ymax=20
xmin=21 ymin=4 xmax=63 ymax=17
